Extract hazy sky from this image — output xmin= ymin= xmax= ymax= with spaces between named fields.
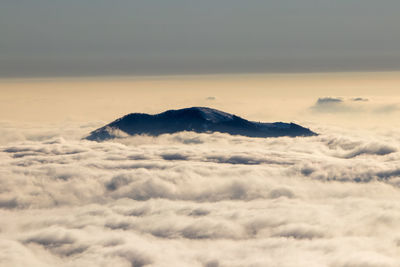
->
xmin=1 ymin=72 xmax=400 ymax=129
xmin=1 ymin=0 xmax=400 ymax=77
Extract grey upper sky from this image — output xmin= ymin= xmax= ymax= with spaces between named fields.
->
xmin=1 ymin=0 xmax=400 ymax=77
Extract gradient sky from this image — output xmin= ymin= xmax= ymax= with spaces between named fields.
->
xmin=1 ymin=72 xmax=400 ymax=129
xmin=1 ymin=0 xmax=400 ymax=77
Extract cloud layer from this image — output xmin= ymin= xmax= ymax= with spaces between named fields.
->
xmin=1 ymin=125 xmax=400 ymax=266
xmin=311 ymin=97 xmax=399 ymax=114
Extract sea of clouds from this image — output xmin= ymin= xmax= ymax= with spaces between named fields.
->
xmin=1 ymin=121 xmax=400 ymax=267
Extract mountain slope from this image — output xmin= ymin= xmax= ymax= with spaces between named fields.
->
xmin=86 ymin=107 xmax=317 ymax=141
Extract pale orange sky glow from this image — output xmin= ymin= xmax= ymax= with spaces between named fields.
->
xmin=1 ymin=71 xmax=400 ymax=128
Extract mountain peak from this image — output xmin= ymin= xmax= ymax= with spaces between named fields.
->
xmin=86 ymin=107 xmax=317 ymax=141
xmin=159 ymin=107 xmax=234 ymax=123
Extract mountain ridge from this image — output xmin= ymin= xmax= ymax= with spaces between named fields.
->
xmin=85 ymin=107 xmax=317 ymax=141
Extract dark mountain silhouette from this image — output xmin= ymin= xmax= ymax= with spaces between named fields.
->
xmin=85 ymin=107 xmax=317 ymax=141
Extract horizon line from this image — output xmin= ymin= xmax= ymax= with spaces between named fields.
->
xmin=1 ymin=69 xmax=400 ymax=82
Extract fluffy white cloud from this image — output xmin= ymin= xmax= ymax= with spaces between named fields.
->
xmin=1 ymin=124 xmax=400 ymax=266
